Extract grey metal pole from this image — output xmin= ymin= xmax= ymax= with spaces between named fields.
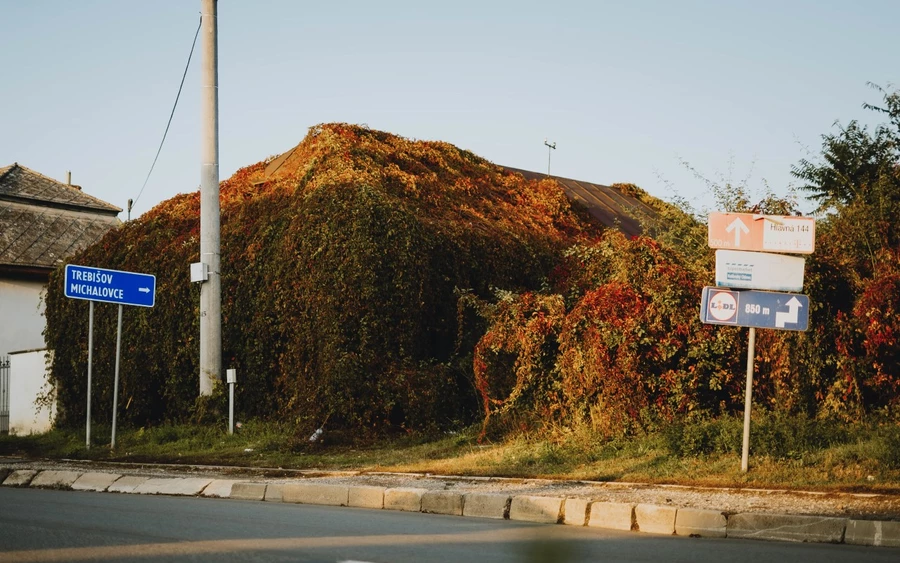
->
xmin=86 ymin=301 xmax=93 ymax=448
xmin=228 ymin=382 xmax=234 ymax=435
xmin=199 ymin=0 xmax=221 ymax=396
xmin=741 ymin=326 xmax=756 ymax=473
xmin=111 ymin=304 xmax=123 ymax=449
xmin=544 ymin=140 xmax=556 ymax=176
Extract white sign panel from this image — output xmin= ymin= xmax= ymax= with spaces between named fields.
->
xmin=761 ymin=216 xmax=815 ymax=254
xmin=715 ymin=250 xmax=805 ymax=292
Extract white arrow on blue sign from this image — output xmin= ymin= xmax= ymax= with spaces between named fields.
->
xmin=700 ymin=286 xmax=809 ymax=331
xmin=64 ymin=264 xmax=156 ymax=308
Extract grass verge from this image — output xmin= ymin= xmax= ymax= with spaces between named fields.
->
xmin=1 ymin=414 xmax=898 ymax=493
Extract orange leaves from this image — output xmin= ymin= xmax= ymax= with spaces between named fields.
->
xmin=470 ymin=229 xmax=748 ymax=436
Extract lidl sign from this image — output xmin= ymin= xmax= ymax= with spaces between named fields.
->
xmin=700 ymin=287 xmax=809 ymax=331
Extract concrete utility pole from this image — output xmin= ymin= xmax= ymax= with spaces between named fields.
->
xmin=199 ymin=0 xmax=221 ymax=396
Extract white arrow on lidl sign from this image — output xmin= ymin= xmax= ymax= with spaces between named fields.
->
xmin=775 ymin=296 xmax=803 ymax=328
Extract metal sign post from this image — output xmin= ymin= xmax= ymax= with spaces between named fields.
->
xmin=65 ymin=264 xmax=156 ymax=450
xmin=111 ymin=305 xmax=123 ymax=449
xmin=226 ymin=368 xmax=237 ymax=435
xmin=86 ymin=301 xmax=94 ymax=448
xmin=741 ymin=327 xmax=756 ymax=473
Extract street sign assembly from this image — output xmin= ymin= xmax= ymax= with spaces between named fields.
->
xmin=65 ymin=264 xmax=156 ymax=308
xmin=708 ymin=212 xmax=815 ymax=254
xmin=700 ymin=286 xmax=809 ymax=331
xmin=715 ymin=249 xmax=805 ymax=292
xmin=704 ymin=211 xmax=815 ymax=472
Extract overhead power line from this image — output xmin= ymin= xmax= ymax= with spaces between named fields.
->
xmin=131 ymin=14 xmax=203 ymax=217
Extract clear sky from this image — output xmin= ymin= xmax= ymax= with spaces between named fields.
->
xmin=2 ymin=1 xmax=896 ymax=218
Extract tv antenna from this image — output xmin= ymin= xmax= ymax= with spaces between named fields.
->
xmin=544 ymin=139 xmax=556 ymax=176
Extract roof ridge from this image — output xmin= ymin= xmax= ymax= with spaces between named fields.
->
xmin=0 ymin=162 xmax=122 ymax=213
xmin=9 ymin=163 xmax=67 ymax=185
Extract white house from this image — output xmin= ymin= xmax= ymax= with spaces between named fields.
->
xmin=0 ymin=163 xmax=120 ymax=433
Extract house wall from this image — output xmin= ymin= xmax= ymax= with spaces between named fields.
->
xmin=0 ymin=278 xmax=46 ymax=356
xmin=9 ymin=349 xmax=54 ymax=434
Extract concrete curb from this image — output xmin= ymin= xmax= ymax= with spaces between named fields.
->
xmin=384 ymin=487 xmax=427 ymax=512
xmin=2 ymin=469 xmax=38 ymax=487
xmin=230 ymin=482 xmax=267 ymax=501
xmin=509 ymin=495 xmax=564 ymax=524
xmin=635 ymin=503 xmax=677 ymax=535
xmin=71 ymin=472 xmax=121 ymax=492
xmin=202 ymin=479 xmax=238 ymax=498
xmin=2 ymin=468 xmax=899 ymax=549
xmin=845 ymin=519 xmax=900 ymax=547
xmin=263 ymin=483 xmax=283 ymax=502
xmin=727 ymin=512 xmax=847 ymax=544
xmin=29 ymin=470 xmax=81 ymax=489
xmin=563 ymin=498 xmax=590 ymax=526
xmin=421 ymin=490 xmax=464 ymax=516
xmin=462 ymin=492 xmax=509 ymax=519
xmin=107 ymin=475 xmax=148 ymax=493
xmin=588 ymin=501 xmax=634 ymax=531
xmin=282 ymin=483 xmax=349 ymax=506
xmin=348 ymin=485 xmax=384 ymax=509
xmin=674 ymin=508 xmax=727 ymax=538
xmin=132 ymin=477 xmax=212 ymax=496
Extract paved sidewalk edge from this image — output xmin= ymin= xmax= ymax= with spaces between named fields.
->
xmin=4 ymin=467 xmax=898 ymax=548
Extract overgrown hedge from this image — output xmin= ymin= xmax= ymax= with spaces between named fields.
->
xmin=44 ymin=124 xmax=597 ymax=434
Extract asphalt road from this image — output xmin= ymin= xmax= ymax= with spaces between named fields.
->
xmin=0 ymin=488 xmax=895 ymax=563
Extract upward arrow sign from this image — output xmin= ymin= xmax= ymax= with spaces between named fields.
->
xmin=725 ymin=217 xmax=750 ymax=247
xmin=775 ymin=296 xmax=803 ymax=328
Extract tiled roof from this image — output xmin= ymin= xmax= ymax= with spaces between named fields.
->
xmin=0 ymin=164 xmax=121 ymax=273
xmin=504 ymin=167 xmax=659 ymax=238
xmin=0 ymin=163 xmax=121 ymax=213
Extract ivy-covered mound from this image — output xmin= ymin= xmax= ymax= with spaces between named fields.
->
xmin=44 ymin=123 xmax=601 ymax=433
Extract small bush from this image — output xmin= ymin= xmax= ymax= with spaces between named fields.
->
xmin=873 ymin=425 xmax=900 ymax=469
xmin=663 ymin=413 xmax=860 ymax=459
xmin=662 ymin=416 xmax=742 ymax=457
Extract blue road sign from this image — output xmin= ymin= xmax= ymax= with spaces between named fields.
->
xmin=64 ymin=264 xmax=156 ymax=308
xmin=700 ymin=286 xmax=809 ymax=331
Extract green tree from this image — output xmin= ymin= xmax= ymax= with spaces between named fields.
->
xmin=786 ymin=84 xmax=900 ymax=419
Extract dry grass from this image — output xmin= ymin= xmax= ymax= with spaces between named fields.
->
xmin=2 ymin=417 xmax=899 ymax=494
